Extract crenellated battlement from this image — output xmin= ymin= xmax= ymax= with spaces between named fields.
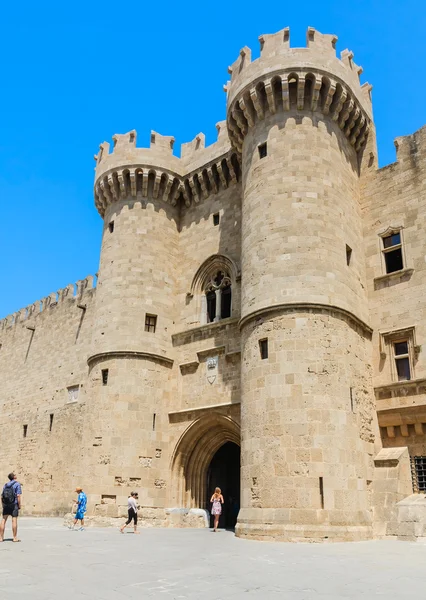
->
xmin=0 ymin=275 xmax=97 ymax=331
xmin=94 ymin=125 xmax=240 ymax=217
xmin=394 ymin=124 xmax=426 ymax=165
xmin=225 ymin=26 xmax=372 ymax=153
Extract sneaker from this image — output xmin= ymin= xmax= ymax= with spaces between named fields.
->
xmin=78 ymin=527 xmax=85 ymax=531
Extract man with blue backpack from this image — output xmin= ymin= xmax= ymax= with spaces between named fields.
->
xmin=0 ymin=473 xmax=22 ymax=542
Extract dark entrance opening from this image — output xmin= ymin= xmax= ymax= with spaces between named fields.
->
xmin=206 ymin=441 xmax=240 ymax=529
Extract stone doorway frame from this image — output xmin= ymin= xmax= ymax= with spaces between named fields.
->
xmin=170 ymin=413 xmax=240 ymax=509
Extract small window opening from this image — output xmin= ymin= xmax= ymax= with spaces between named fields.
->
xmin=349 ymin=387 xmax=355 ymax=413
xmin=206 ymin=290 xmax=216 ymax=323
xmin=412 ymin=456 xmax=426 ymax=492
xmin=382 ymin=231 xmax=403 ymax=274
xmin=394 ymin=340 xmax=411 ymax=381
xmin=213 ymin=213 xmax=220 ymax=226
xmin=145 ymin=314 xmax=157 ymax=333
xmin=108 ymin=221 xmax=114 ymax=233
xmin=319 ymin=477 xmax=324 ymax=509
xmin=259 ymin=339 xmax=268 ymax=360
xmin=23 ymin=424 xmax=28 ymax=438
xmin=258 ymin=142 xmax=267 ymax=159
xmin=152 ymin=413 xmax=156 ymax=431
xmin=49 ymin=414 xmax=54 ymax=432
xmin=102 ymin=369 xmax=109 ymax=385
xmin=221 ymin=285 xmax=231 ymax=319
xmin=346 ymin=244 xmax=352 ymax=266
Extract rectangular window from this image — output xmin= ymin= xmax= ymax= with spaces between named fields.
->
xmin=382 ymin=231 xmax=403 ymax=274
xmin=102 ymin=369 xmax=109 ymax=385
xmin=258 ymin=142 xmax=267 ymax=159
xmin=412 ymin=456 xmax=426 ymax=492
xmin=145 ymin=314 xmax=157 ymax=333
xmin=346 ymin=244 xmax=352 ymax=266
xmin=259 ymin=338 xmax=268 ymax=360
xmin=49 ymin=414 xmax=54 ymax=432
xmin=213 ymin=213 xmax=220 ymax=226
xmin=108 ymin=221 xmax=114 ymax=233
xmin=394 ymin=340 xmax=411 ymax=381
xmin=23 ymin=424 xmax=28 ymax=438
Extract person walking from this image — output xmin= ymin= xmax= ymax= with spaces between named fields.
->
xmin=70 ymin=486 xmax=87 ymax=530
xmin=120 ymin=492 xmax=140 ymax=534
xmin=0 ymin=473 xmax=22 ymax=542
xmin=210 ymin=487 xmax=224 ymax=532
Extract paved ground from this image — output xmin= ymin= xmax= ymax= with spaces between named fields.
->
xmin=1 ymin=518 xmax=426 ymax=599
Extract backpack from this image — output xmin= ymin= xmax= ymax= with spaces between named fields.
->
xmin=2 ymin=483 xmax=16 ymax=506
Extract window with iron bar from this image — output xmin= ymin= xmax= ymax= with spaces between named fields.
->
xmin=411 ymin=456 xmax=426 ymax=492
xmin=145 ymin=314 xmax=157 ymax=333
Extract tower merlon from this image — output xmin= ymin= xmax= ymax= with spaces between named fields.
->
xmin=340 ymin=49 xmax=363 ymax=80
xmin=228 ymin=47 xmax=251 ymax=82
xmin=307 ymin=27 xmax=337 ymax=54
xmin=181 ymin=121 xmax=232 ymax=172
xmin=394 ymin=124 xmax=426 ymax=163
xmin=181 ymin=133 xmax=206 ymax=161
xmin=150 ymin=131 xmax=175 ymax=153
xmin=259 ymin=27 xmax=290 ymax=57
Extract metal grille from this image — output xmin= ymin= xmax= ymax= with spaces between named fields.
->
xmin=411 ymin=456 xmax=426 ymax=492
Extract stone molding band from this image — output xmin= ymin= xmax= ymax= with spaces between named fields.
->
xmin=94 ymin=151 xmax=241 ymax=217
xmin=227 ymin=68 xmax=370 ymax=154
xmin=87 ymin=350 xmax=174 ymax=368
xmin=239 ymin=302 xmax=373 ymax=335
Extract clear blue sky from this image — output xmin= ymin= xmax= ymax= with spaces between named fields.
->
xmin=1 ymin=1 xmax=425 ymax=318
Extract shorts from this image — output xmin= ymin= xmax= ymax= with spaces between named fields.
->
xmin=2 ymin=505 xmax=19 ymax=518
xmin=125 ymin=508 xmax=137 ymax=525
xmin=75 ymin=509 xmax=86 ymax=520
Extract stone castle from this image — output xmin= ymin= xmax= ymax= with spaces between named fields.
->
xmin=1 ymin=26 xmax=426 ymax=541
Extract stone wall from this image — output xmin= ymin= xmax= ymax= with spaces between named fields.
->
xmin=363 ymin=125 xmax=426 ymax=389
xmin=178 ymin=184 xmax=242 ymax=328
xmin=237 ymin=310 xmax=375 ymax=541
xmin=363 ymin=125 xmax=426 ymax=467
xmin=0 ymin=281 xmax=95 ymax=514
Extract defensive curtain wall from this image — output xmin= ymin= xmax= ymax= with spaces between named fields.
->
xmin=1 ymin=26 xmax=426 ymax=541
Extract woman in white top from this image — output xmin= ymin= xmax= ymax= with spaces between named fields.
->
xmin=120 ymin=492 xmax=140 ymax=534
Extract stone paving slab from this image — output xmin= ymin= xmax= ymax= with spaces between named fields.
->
xmin=1 ymin=518 xmax=426 ymax=599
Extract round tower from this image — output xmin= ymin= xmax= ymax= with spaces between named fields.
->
xmin=85 ymin=131 xmax=183 ymax=515
xmin=227 ymin=27 xmax=377 ymax=541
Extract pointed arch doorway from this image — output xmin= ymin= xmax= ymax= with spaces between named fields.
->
xmin=207 ymin=441 xmax=240 ymax=529
xmin=170 ymin=413 xmax=240 ymax=528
